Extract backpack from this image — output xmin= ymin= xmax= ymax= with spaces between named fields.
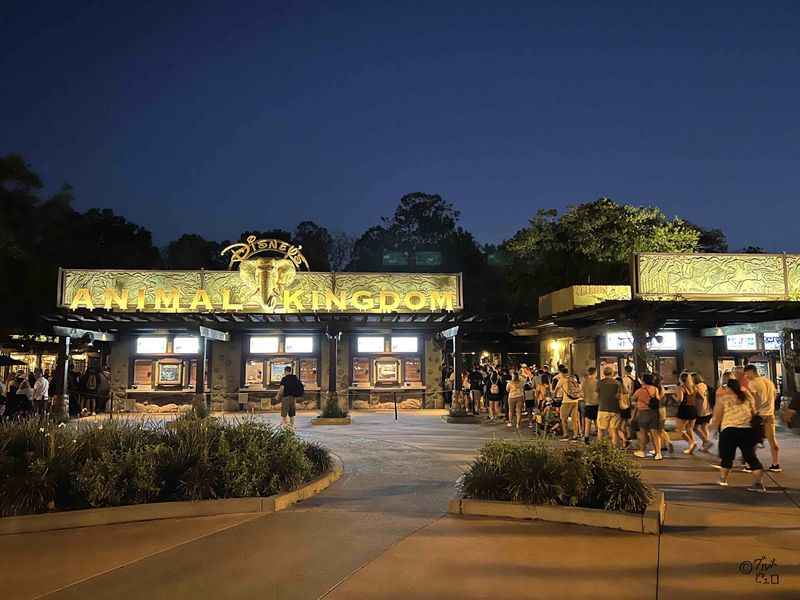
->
xmin=84 ymin=372 xmax=98 ymax=393
xmin=648 ymin=389 xmax=659 ymax=410
xmin=489 ymin=375 xmax=499 ymax=395
xmin=566 ymin=376 xmax=582 ymax=400
xmin=294 ymin=377 xmax=305 ymax=397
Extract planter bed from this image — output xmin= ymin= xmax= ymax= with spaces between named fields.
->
xmin=311 ymin=417 xmax=352 ymax=426
xmin=0 ymin=456 xmax=342 ymax=536
xmin=448 ymin=490 xmax=665 ymax=535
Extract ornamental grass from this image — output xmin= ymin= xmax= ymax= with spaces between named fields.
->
xmin=459 ymin=439 xmax=653 ymax=514
xmin=0 ymin=415 xmax=332 ymax=517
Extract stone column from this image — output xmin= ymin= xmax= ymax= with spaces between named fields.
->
xmin=109 ymin=334 xmax=131 ymax=411
xmin=336 ymin=334 xmax=350 ymax=410
xmin=425 ymin=335 xmax=444 ymax=408
xmin=211 ymin=336 xmax=242 ymax=411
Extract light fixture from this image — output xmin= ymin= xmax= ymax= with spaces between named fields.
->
xmin=549 ymin=340 xmax=560 ymax=351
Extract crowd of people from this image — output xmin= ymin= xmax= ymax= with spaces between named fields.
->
xmin=0 ymin=365 xmax=111 ymax=420
xmin=446 ymin=360 xmax=782 ymax=492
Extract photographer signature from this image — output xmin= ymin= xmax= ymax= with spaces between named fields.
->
xmin=738 ymin=556 xmax=780 ymax=585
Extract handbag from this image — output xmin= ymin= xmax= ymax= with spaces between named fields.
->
xmin=750 ymin=405 xmax=764 ymax=445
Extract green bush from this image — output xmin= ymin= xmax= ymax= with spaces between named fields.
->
xmin=0 ymin=417 xmax=333 ymax=516
xmin=459 ymin=439 xmax=653 ymax=514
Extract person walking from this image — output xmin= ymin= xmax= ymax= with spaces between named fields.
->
xmin=597 ymin=366 xmax=622 ymax=447
xmin=618 ymin=365 xmax=636 ymax=448
xmin=506 ymin=369 xmax=525 ymax=429
xmin=32 ymin=368 xmax=49 ymax=417
xmin=676 ymin=371 xmax=699 ymax=454
xmin=692 ymin=372 xmax=714 ymax=452
xmin=582 ymin=367 xmax=599 ymax=444
xmin=486 ymin=368 xmax=502 ymax=421
xmin=654 ymin=375 xmax=674 ymax=454
xmin=468 ymin=366 xmax=484 ymax=415
xmin=632 ymin=373 xmax=663 ymax=460
xmin=278 ymin=365 xmax=304 ymax=429
xmin=711 ymin=376 xmax=766 ymax=492
xmin=743 ymin=364 xmax=781 ymax=472
xmin=554 ymin=365 xmax=582 ymax=441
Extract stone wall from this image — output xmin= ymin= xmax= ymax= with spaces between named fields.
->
xmin=210 ymin=335 xmax=243 ymax=411
xmin=571 ymin=340 xmax=597 ymax=376
xmin=681 ymin=335 xmax=715 ymax=383
xmin=109 ymin=335 xmax=131 ymax=411
xmin=425 ymin=335 xmax=444 ymax=408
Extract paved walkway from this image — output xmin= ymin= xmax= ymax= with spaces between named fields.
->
xmin=1 ymin=411 xmax=799 ymax=599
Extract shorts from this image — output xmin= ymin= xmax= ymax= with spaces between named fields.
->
xmin=677 ymin=404 xmax=697 ymax=421
xmin=619 ymin=407 xmax=632 ymax=420
xmin=508 ymin=396 xmax=524 ymax=420
xmin=281 ymin=396 xmax=298 ymax=418
xmin=761 ymin=414 xmax=776 ymax=437
xmin=584 ymin=404 xmax=599 ymax=420
xmin=694 ymin=413 xmax=712 ymax=425
xmin=561 ymin=401 xmax=579 ymax=418
xmin=637 ymin=408 xmax=661 ymax=431
xmin=718 ymin=427 xmax=763 ymax=470
xmin=597 ymin=411 xmax=620 ymax=430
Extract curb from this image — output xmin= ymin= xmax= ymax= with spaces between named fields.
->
xmin=0 ymin=456 xmax=343 ymax=536
xmin=441 ymin=415 xmax=482 ymax=424
xmin=447 ymin=491 xmax=664 ymax=535
xmin=311 ymin=417 xmax=352 ymax=426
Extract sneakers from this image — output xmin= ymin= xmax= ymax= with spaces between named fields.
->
xmin=560 ymin=436 xmax=571 ymax=441
xmin=683 ymin=446 xmax=696 ymax=455
xmin=768 ymin=464 xmax=782 ymax=473
xmin=747 ymin=484 xmax=767 ymax=493
xmin=741 ymin=465 xmax=753 ymax=473
xmin=506 ymin=422 xmax=513 ymax=428
xmin=718 ymin=478 xmax=728 ymax=487
xmin=701 ymin=441 xmax=713 ymax=452
xmin=633 ymin=450 xmax=647 ymax=458
xmin=654 ymin=453 xmax=664 ymax=461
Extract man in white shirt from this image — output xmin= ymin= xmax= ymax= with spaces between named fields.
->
xmin=32 ymin=368 xmax=50 ymax=416
xmin=744 ymin=365 xmax=781 ymax=472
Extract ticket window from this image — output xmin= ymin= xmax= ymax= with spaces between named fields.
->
xmin=374 ymin=358 xmax=401 ymax=386
xmin=352 ymin=358 xmax=370 ymax=387
xmin=403 ymin=358 xmax=422 ymax=386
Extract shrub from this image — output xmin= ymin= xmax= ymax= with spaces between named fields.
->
xmin=460 ymin=439 xmax=653 ymax=514
xmin=0 ymin=416 xmax=333 ymax=516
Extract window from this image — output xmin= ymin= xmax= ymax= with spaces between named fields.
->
xmin=357 ymin=336 xmax=384 ymax=353
xmin=173 ymin=336 xmax=200 ymax=354
xmin=250 ymin=336 xmax=279 ymax=353
xmin=136 ymin=337 xmax=167 ymax=354
xmin=605 ymin=331 xmax=677 ymax=352
xmin=726 ymin=333 xmax=757 ymax=351
xmin=285 ymin=336 xmax=313 ymax=353
xmin=764 ymin=332 xmax=782 ymax=351
xmin=391 ymin=336 xmax=418 ymax=353
xmin=245 ymin=359 xmax=265 ymax=385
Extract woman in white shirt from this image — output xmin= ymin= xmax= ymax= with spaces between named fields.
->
xmin=710 ymin=376 xmax=765 ymax=492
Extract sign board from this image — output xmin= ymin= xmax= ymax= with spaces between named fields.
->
xmin=59 ymin=236 xmax=462 ymax=314
xmin=605 ymin=331 xmax=677 ymax=352
xmin=764 ymin=332 xmax=782 ymax=352
xmin=726 ymin=333 xmax=758 ymax=351
xmin=634 ymin=253 xmax=800 ymax=301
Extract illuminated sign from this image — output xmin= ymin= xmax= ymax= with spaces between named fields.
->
xmin=606 ymin=331 xmax=677 ymax=352
xmin=60 ymin=271 xmax=461 ymax=314
xmin=726 ymin=334 xmax=757 ymax=351
xmin=634 ymin=253 xmax=800 ymax=301
xmin=764 ymin=332 xmax=782 ymax=351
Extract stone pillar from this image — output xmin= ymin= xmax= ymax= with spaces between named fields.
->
xmin=109 ymin=334 xmax=131 ymax=411
xmin=211 ymin=336 xmax=242 ymax=411
xmin=336 ymin=334 xmax=350 ymax=410
xmin=425 ymin=335 xmax=444 ymax=408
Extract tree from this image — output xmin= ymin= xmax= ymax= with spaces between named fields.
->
xmin=164 ymin=234 xmax=225 ymax=269
xmin=693 ymin=226 xmax=728 ymax=253
xmin=293 ymin=221 xmax=332 ymax=271
xmin=328 ymin=231 xmax=355 ymax=272
xmin=740 ymin=245 xmax=766 ymax=254
xmin=503 ymin=197 xmax=704 ymax=316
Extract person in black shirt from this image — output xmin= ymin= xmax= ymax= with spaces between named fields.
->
xmin=279 ymin=366 xmax=304 ymax=429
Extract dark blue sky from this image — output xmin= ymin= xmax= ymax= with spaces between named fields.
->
xmin=3 ymin=1 xmax=799 ymax=249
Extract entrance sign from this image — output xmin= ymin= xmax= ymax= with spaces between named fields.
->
xmin=59 ymin=270 xmax=461 ymax=314
xmin=634 ymin=253 xmax=800 ymax=301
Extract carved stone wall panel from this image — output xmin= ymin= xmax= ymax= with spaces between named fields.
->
xmin=636 ymin=254 xmax=790 ymax=300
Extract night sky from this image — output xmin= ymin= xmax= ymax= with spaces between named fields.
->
xmin=3 ymin=1 xmax=799 ymax=250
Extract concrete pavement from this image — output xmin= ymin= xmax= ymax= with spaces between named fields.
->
xmin=1 ymin=411 xmax=799 ymax=599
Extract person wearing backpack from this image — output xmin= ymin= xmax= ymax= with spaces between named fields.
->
xmin=633 ymin=373 xmax=663 ymax=460
xmin=485 ymin=368 xmax=502 ymax=421
xmin=555 ymin=365 xmax=582 ymax=441
xmin=279 ymin=365 xmax=304 ymax=429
